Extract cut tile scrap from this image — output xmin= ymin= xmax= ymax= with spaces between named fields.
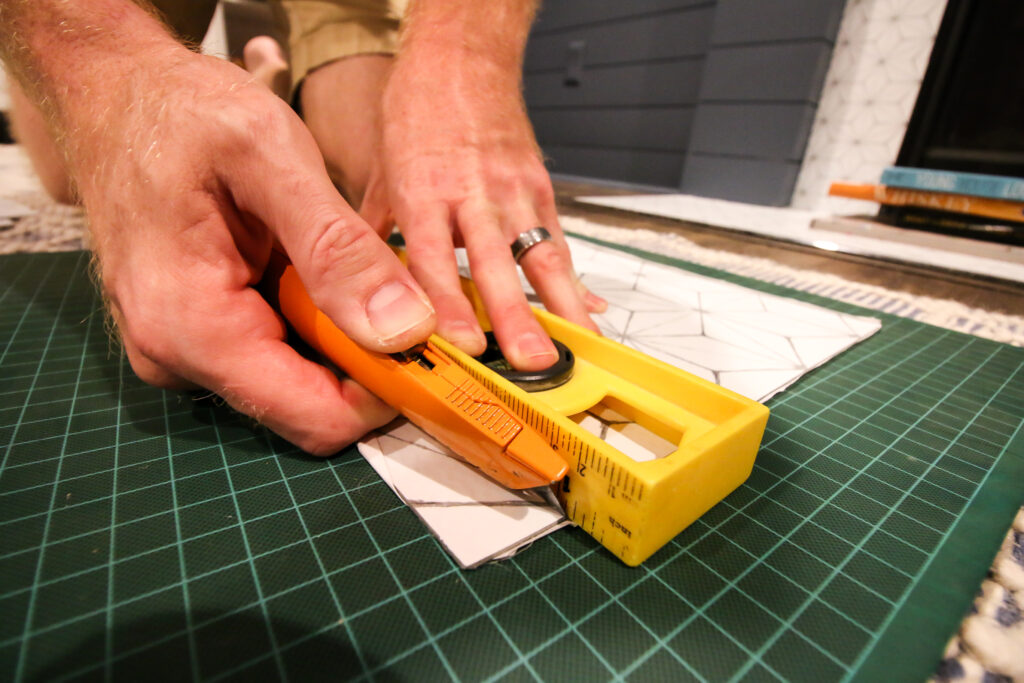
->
xmin=380 ymin=419 xmax=449 ymax=456
xmin=372 ymin=432 xmax=538 ymax=506
xmin=358 ymin=425 xmax=568 ymax=569
xmin=413 ymin=504 xmax=568 ymax=569
xmin=363 ymin=422 xmax=544 ymax=506
xmin=605 ymin=423 xmax=677 ymax=462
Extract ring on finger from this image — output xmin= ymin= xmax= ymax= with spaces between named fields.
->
xmin=510 ymin=227 xmax=553 ymax=264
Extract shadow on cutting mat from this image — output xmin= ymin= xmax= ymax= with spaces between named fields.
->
xmin=26 ymin=609 xmax=369 ymax=682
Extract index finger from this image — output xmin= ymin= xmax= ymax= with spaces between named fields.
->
xmin=458 ymin=203 xmax=560 ymax=372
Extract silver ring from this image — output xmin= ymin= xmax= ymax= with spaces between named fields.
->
xmin=510 ymin=227 xmax=553 ymax=263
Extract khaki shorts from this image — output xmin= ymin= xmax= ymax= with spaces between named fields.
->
xmin=272 ymin=0 xmax=409 ymax=87
xmin=152 ymin=0 xmax=407 ymax=86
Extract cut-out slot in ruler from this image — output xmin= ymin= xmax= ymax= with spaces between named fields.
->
xmin=433 ymin=303 xmax=770 ymax=566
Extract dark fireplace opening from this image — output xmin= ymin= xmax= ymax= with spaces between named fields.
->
xmin=880 ymin=0 xmax=1024 ymax=245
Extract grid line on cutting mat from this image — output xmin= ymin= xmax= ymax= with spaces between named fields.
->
xmin=1 ymin=250 xmax=1022 ymax=683
xmin=732 ymin=345 xmax=1016 ymax=680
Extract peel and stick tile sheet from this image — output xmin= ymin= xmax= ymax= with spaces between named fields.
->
xmin=358 ymin=237 xmax=882 ymax=567
xmin=359 ymin=422 xmax=569 ymax=569
xmin=565 ymin=237 xmax=883 ymax=403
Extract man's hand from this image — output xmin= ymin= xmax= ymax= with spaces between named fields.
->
xmin=360 ymin=0 xmax=605 ymax=372
xmin=1 ymin=1 xmax=436 ymax=454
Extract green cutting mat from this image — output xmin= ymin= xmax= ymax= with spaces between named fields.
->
xmin=1 ymin=249 xmax=1022 ymax=682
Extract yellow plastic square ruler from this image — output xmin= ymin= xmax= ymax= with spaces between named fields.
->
xmin=433 ymin=301 xmax=770 ymax=566
xmin=268 ymin=250 xmax=769 ymax=566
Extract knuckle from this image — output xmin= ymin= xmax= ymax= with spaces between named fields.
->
xmin=532 ymin=176 xmax=556 ymax=206
xmin=122 ymin=320 xmax=172 ymax=367
xmin=405 ymin=233 xmax=452 ymax=263
xmin=225 ymin=98 xmax=290 ymax=143
xmin=100 ymin=280 xmax=182 ymax=385
xmin=305 ymin=216 xmax=379 ymax=284
xmin=525 ymin=243 xmax=568 ymax=276
xmin=471 ymin=248 xmax=511 ymax=277
xmin=123 ymin=345 xmax=176 ymax=388
xmin=490 ymin=300 xmax=532 ymax=328
xmin=213 ymin=98 xmax=299 ymax=162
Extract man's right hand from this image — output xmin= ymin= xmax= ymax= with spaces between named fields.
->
xmin=0 ymin=2 xmax=436 ymax=454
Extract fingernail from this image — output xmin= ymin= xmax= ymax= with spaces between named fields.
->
xmin=585 ymin=290 xmax=608 ymax=313
xmin=445 ymin=321 xmax=486 ymax=355
xmin=516 ymin=332 xmax=557 ymax=366
xmin=366 ymin=281 xmax=434 ymax=342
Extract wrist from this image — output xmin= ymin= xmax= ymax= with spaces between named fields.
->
xmin=399 ymin=0 xmax=536 ymax=75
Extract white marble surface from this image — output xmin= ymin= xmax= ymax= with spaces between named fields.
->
xmin=791 ymin=0 xmax=947 ymax=214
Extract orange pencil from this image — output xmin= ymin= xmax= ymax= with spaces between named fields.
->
xmin=264 ymin=251 xmax=568 ymax=490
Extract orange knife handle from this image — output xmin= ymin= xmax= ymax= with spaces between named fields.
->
xmin=265 ymin=252 xmax=567 ymax=489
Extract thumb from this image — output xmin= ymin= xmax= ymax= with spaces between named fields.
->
xmin=227 ymin=138 xmax=435 ymax=352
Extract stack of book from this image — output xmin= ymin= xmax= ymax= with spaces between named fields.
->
xmin=828 ymin=167 xmax=1024 ymax=245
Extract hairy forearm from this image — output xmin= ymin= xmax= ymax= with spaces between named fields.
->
xmin=387 ymin=0 xmax=541 ymax=147
xmin=400 ymin=0 xmax=538 ymax=76
xmin=0 ymin=0 xmax=192 ymax=193
xmin=0 ymin=1 xmax=182 ymax=138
